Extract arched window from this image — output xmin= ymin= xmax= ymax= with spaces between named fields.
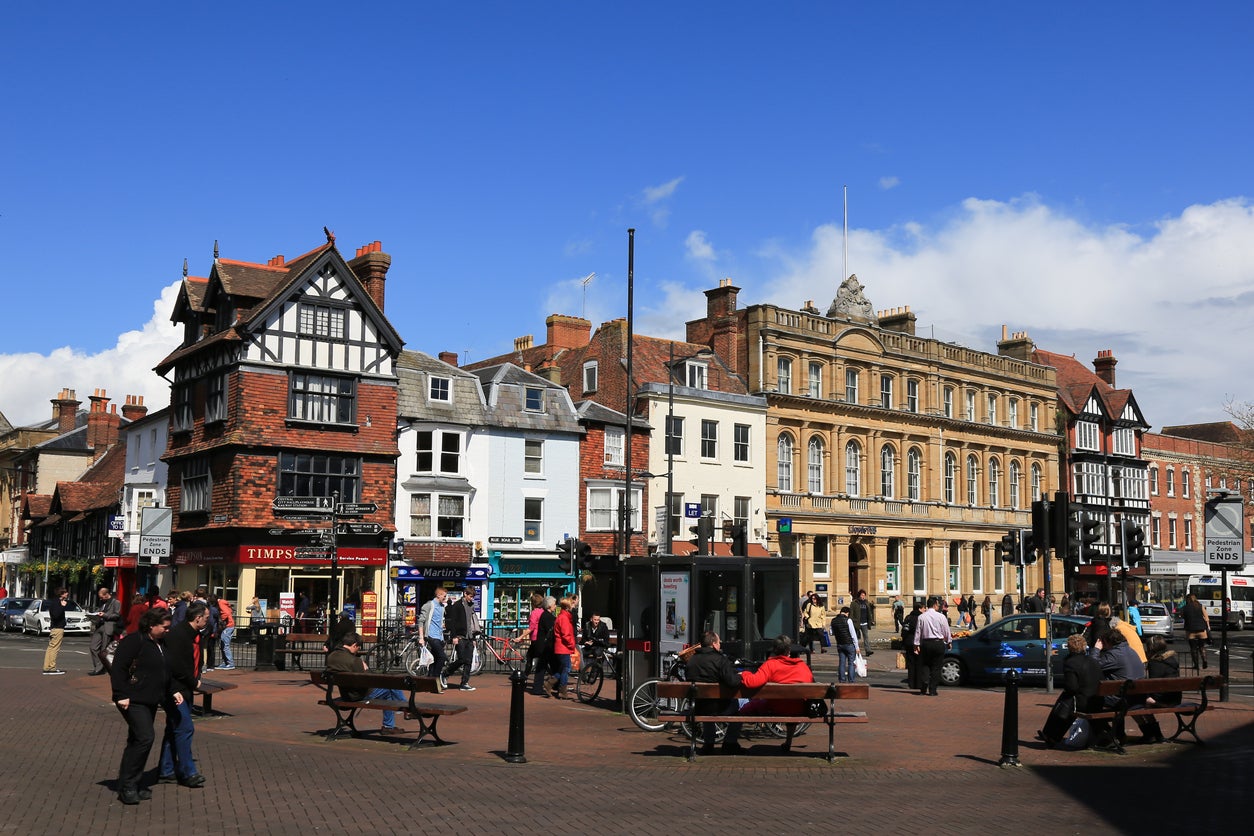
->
xmin=1009 ymin=460 xmax=1022 ymax=509
xmin=777 ymin=357 xmax=793 ymax=395
xmin=988 ymin=457 xmax=1001 ymax=506
xmin=966 ymin=455 xmax=979 ymax=505
xmin=1031 ymin=463 xmax=1042 ymax=502
xmin=880 ymin=444 xmax=896 ymax=498
xmin=907 ymin=447 xmax=922 ymax=501
xmin=777 ymin=434 xmax=794 ymax=492
xmin=807 ymin=437 xmax=825 ymax=494
xmin=1182 ymin=469 xmax=1191 ymax=498
xmin=944 ymin=452 xmax=957 ymax=504
xmin=1149 ymin=465 xmax=1159 ymax=496
xmin=844 ymin=440 xmax=862 ymax=496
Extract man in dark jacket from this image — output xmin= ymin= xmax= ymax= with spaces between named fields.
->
xmin=851 ymin=589 xmax=875 ymax=654
xmin=325 ymin=632 xmax=406 ymax=733
xmin=89 ymin=586 xmax=122 ymax=675
xmin=158 ymin=602 xmax=208 ymax=787
xmin=43 ymin=587 xmax=69 ymax=675
xmin=443 ymin=587 xmax=481 ymax=691
xmin=685 ymin=631 xmax=742 ymax=755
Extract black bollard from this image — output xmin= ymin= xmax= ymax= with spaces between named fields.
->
xmin=998 ymin=669 xmax=1021 ymax=768
xmin=504 ymin=668 xmax=527 ymax=764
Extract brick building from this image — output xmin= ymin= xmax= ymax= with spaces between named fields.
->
xmin=155 ymin=234 xmax=403 ymax=621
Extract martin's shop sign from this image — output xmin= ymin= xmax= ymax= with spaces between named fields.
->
xmin=392 ymin=566 xmax=492 ymax=582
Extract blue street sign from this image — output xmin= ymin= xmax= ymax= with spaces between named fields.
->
xmin=684 ymin=503 xmax=702 ymax=518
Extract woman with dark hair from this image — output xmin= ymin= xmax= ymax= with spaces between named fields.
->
xmin=1180 ymin=593 xmax=1210 ymax=670
xmin=110 ymin=607 xmax=179 ymax=805
xmin=1083 ymin=602 xmax=1114 ymax=649
xmin=980 ymin=595 xmax=993 ymax=627
xmin=531 ymin=595 xmax=556 ymax=695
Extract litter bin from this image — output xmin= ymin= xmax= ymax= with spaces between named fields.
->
xmin=254 ymin=623 xmax=278 ymax=671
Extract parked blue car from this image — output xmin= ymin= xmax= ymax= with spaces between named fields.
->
xmin=940 ymin=614 xmax=1091 ymax=686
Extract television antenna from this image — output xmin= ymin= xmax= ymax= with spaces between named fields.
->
xmin=580 ymin=272 xmax=596 ymax=318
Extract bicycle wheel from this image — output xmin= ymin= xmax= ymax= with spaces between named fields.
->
xmin=763 ymin=721 xmax=811 ymax=738
xmin=628 ymin=679 xmax=674 ymax=732
xmin=576 ymin=662 xmax=604 ymax=703
xmin=403 ymin=643 xmax=425 ymax=676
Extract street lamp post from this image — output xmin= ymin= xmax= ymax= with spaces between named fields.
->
xmin=43 ymin=546 xmax=56 ymax=596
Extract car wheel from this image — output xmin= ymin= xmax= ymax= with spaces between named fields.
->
xmin=1237 ymin=614 xmax=1246 ymax=631
xmin=940 ymin=657 xmax=964 ymax=687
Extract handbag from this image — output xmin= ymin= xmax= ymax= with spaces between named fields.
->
xmin=854 ymin=653 xmax=868 ymax=678
xmin=1061 ymin=716 xmax=1091 ymax=750
xmin=819 ymin=628 xmax=832 ymax=648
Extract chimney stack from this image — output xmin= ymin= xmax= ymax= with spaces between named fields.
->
xmin=121 ymin=394 xmax=148 ymax=421
xmin=545 ymin=314 xmax=592 ymax=350
xmin=51 ymin=388 xmax=81 ymax=435
xmin=1093 ymin=350 xmax=1117 ymax=387
xmin=86 ymin=388 xmax=120 ymax=452
xmin=438 ymin=351 xmax=459 ymax=367
xmin=996 ymin=326 xmax=1036 ymax=362
xmin=347 ymin=240 xmax=391 ymax=312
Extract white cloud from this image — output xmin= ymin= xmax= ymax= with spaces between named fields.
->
xmin=642 ymin=177 xmax=684 ymax=204
xmin=0 ymin=281 xmax=182 ymax=426
xmin=879 ymin=176 xmax=900 ymax=190
xmin=685 ymin=230 xmax=716 ymax=261
xmin=755 ymin=196 xmax=1254 ymax=427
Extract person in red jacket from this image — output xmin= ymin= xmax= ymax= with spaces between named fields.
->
xmin=724 ymin=635 xmax=815 ymax=753
xmin=546 ymin=596 xmax=578 ymax=700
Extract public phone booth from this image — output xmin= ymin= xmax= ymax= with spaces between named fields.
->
xmin=618 ymin=554 xmax=799 ymax=699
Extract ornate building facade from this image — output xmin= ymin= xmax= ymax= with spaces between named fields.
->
xmin=686 ymin=276 xmax=1064 ymax=606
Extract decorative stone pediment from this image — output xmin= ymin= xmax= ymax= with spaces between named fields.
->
xmin=827 ymin=275 xmax=878 ymax=325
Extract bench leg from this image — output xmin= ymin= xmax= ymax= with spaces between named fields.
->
xmin=409 ymin=714 xmax=451 ymax=749
xmin=325 ymin=706 xmax=360 ymax=742
xmin=1168 ymin=710 xmax=1205 ymax=745
xmin=201 ymin=693 xmax=212 ymax=714
xmin=826 ymin=718 xmax=836 ymax=763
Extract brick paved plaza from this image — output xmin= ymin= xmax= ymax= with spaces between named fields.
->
xmin=1 ymin=647 xmax=1251 ymax=835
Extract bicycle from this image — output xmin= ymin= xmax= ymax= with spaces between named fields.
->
xmin=575 ymin=644 xmax=618 ymax=703
xmin=367 ymin=627 xmax=424 ymax=675
xmin=626 ymin=651 xmax=810 ymax=741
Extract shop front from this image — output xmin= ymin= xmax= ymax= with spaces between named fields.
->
xmin=173 ymin=543 xmax=387 ymax=625
xmin=487 ymin=550 xmax=574 ymax=630
xmin=391 ymin=564 xmax=492 ymax=626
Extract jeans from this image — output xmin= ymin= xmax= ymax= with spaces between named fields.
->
xmin=219 ymin=626 xmax=235 ymax=667
xmin=117 ymin=702 xmax=158 ymax=792
xmin=837 ymin=645 xmax=858 ymax=682
xmin=160 ymin=697 xmax=198 ymax=779
xmin=555 ymin=653 xmax=572 ymax=687
xmin=371 ymin=688 xmax=405 ymax=728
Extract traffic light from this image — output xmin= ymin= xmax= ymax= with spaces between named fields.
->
xmin=1058 ymin=501 xmax=1083 ymax=562
xmin=1080 ymin=516 xmax=1103 ymax=563
xmin=731 ymin=523 xmax=748 ymax=556
xmin=1020 ymin=530 xmax=1038 ymax=565
xmin=1121 ymin=520 xmax=1148 ymax=567
xmin=575 ymin=539 xmax=594 ymax=570
xmin=998 ymin=530 xmax=1018 ymax=563
xmin=1031 ymin=498 xmax=1052 ymax=553
xmin=689 ymin=516 xmax=713 ymax=554
xmin=556 ymin=539 xmax=575 ymax=573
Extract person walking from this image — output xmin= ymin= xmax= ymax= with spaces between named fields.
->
xmin=851 ymin=589 xmax=875 ymax=655
xmin=1023 ymin=588 xmax=1047 ymax=614
xmin=900 ymin=600 xmax=924 ymax=691
xmin=89 ymin=587 xmax=122 ymax=675
xmin=547 ymin=596 xmax=577 ymax=699
xmin=158 ymin=601 xmax=209 ymax=789
xmin=42 ymin=587 xmax=70 ymax=675
xmin=801 ymin=593 xmax=828 ymax=654
xmin=955 ymin=594 xmax=969 ymax=629
xmin=1180 ymin=593 xmax=1210 ymax=670
xmin=443 ymin=587 xmax=480 ymax=692
xmin=912 ymin=596 xmax=953 ymax=696
xmin=980 ymin=595 xmax=993 ymax=627
xmin=110 ymin=607 xmax=179 ymax=804
xmin=830 ymin=606 xmax=860 ymax=682
xmin=1001 ymin=593 xmax=1014 ymax=618
xmin=213 ymin=594 xmax=236 ymax=670
xmin=892 ymin=595 xmax=905 ymax=631
xmin=416 ymin=587 xmax=449 ymax=688
xmin=531 ymin=595 xmax=557 ymax=695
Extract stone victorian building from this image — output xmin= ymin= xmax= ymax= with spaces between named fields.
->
xmin=685 ymin=276 xmax=1063 ymax=606
xmin=156 ymin=234 xmax=403 ymax=619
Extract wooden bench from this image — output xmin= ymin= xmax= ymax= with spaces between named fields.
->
xmin=655 ymin=681 xmax=870 ymax=763
xmin=1074 ymin=675 xmax=1223 ymax=754
xmin=310 ymin=670 xmax=468 ymax=749
xmin=192 ymin=678 xmax=239 ymax=717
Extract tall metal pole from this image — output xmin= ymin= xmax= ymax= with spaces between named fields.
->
xmin=330 ymin=490 xmax=340 ymax=622
xmin=666 ymin=340 xmax=675 ymax=555
xmin=622 ymin=229 xmax=635 ymax=559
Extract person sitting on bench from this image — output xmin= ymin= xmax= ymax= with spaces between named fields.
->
xmin=324 ymin=632 xmax=406 ymax=734
xmin=726 ymin=634 xmax=814 ymax=753
xmin=684 ymin=631 xmax=742 ymax=756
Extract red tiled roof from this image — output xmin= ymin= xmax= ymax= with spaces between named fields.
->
xmin=21 ymin=494 xmax=52 ymax=518
xmin=1160 ymin=422 xmax=1248 ymax=444
xmin=1032 ymin=348 xmax=1141 ymax=423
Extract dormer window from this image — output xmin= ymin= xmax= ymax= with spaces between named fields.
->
xmin=686 ymin=361 xmax=708 ymax=390
xmin=525 ymin=387 xmax=544 ymax=411
xmin=429 ymin=376 xmax=451 ymax=402
xmin=214 ymin=302 xmax=236 ymax=334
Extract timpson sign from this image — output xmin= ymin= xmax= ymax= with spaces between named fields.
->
xmin=174 ymin=545 xmax=386 ymax=566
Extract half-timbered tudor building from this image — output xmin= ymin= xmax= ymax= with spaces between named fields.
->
xmin=156 ymin=235 xmax=403 ymax=620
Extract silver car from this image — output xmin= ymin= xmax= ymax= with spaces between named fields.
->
xmin=1137 ymin=603 xmax=1174 ymax=642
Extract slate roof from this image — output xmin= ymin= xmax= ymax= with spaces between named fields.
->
xmin=575 ymin=399 xmax=649 ymax=430
xmin=0 ymin=410 xmax=10 ymax=434
xmin=1032 ymin=349 xmax=1147 ymax=427
xmin=396 ymin=350 xmax=486 ymax=425
xmin=1159 ymin=422 xmax=1249 ymax=444
xmin=471 ymin=364 xmax=584 ymax=435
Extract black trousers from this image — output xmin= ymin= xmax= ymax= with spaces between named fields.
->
xmin=425 ymin=638 xmax=447 ymax=678
xmin=116 ymin=702 xmax=158 ymax=791
xmin=444 ymin=636 xmax=474 ymax=685
xmin=918 ymin=638 xmax=946 ymax=695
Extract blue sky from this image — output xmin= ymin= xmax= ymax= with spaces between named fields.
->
xmin=3 ymin=2 xmax=1253 ymax=429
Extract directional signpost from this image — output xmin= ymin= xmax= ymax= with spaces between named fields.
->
xmin=336 ymin=502 xmax=378 ymax=517
xmin=337 ymin=523 xmax=383 ymax=535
